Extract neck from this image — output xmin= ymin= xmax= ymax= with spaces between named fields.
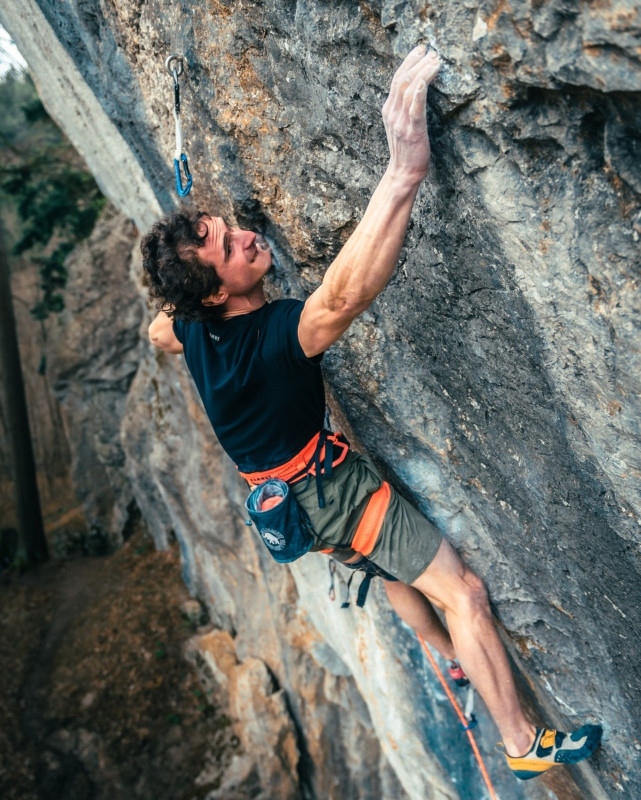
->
xmin=221 ymin=285 xmax=267 ymax=319
xmin=222 ymin=306 xmax=264 ymax=320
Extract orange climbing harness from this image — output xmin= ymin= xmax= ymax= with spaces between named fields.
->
xmin=240 ymin=429 xmax=391 ymax=557
xmin=417 ymin=635 xmax=499 ymax=800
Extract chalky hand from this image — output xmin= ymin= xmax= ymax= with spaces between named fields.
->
xmin=382 ymin=45 xmax=441 ymax=184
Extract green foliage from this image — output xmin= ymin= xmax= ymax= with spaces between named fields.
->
xmin=154 ymin=642 xmax=167 ymax=660
xmin=0 ymin=69 xmax=105 ymax=318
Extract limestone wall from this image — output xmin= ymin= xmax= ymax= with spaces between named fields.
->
xmin=2 ymin=1 xmax=639 ymax=798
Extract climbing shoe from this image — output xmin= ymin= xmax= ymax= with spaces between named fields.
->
xmin=447 ymin=659 xmax=469 ymax=687
xmin=499 ymin=724 xmax=602 ymax=780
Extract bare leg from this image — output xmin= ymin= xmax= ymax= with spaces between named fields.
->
xmin=411 ymin=539 xmax=536 ymax=757
xmin=383 ymin=579 xmax=456 ymax=662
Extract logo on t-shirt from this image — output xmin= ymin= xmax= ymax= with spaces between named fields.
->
xmin=209 ymin=332 xmax=220 ymax=342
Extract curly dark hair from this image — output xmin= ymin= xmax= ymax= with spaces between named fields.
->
xmin=141 ymin=209 xmax=223 ymax=322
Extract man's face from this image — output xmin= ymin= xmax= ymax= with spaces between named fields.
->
xmin=196 ymin=215 xmax=272 ymax=302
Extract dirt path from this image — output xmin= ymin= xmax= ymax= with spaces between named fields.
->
xmin=0 ymin=527 xmax=237 ymax=800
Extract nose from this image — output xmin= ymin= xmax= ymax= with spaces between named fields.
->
xmin=232 ymin=228 xmax=256 ymax=250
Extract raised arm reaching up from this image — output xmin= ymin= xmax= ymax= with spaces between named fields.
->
xmin=298 ymin=46 xmax=441 ymax=358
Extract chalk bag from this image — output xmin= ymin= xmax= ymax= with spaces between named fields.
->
xmin=245 ymin=478 xmax=315 ymax=563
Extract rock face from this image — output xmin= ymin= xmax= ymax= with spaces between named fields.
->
xmin=46 ymin=205 xmax=144 ymax=552
xmin=2 ymin=1 xmax=640 ymax=799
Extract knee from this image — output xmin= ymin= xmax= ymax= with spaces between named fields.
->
xmin=452 ymin=570 xmax=490 ymax=620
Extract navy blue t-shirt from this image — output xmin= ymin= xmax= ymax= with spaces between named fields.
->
xmin=173 ymin=299 xmax=325 ymax=472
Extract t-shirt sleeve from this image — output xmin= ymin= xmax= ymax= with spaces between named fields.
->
xmin=173 ymin=318 xmax=185 ymax=344
xmin=263 ymin=299 xmax=323 ymax=368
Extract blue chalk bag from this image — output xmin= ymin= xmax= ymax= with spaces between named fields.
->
xmin=244 ymin=478 xmax=315 ymax=563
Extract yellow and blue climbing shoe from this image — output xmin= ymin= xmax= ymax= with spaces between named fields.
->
xmin=499 ymin=724 xmax=602 ymax=780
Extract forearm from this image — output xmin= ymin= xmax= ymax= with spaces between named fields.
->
xmin=298 ymin=47 xmax=440 ymax=358
xmin=320 ymin=166 xmax=422 ymax=313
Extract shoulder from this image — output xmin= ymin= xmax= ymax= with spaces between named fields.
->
xmin=261 ymin=299 xmax=306 ymax=334
xmin=263 ymin=298 xmax=304 ymax=317
xmin=260 ymin=299 xmax=322 ymax=365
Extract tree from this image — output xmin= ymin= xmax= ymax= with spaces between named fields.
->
xmin=0 ymin=219 xmax=48 ymax=565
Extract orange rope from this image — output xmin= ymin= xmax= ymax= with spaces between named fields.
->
xmin=417 ymin=635 xmax=499 ymax=800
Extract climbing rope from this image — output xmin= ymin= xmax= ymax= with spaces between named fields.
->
xmin=326 ymin=556 xmax=498 ymax=794
xmin=165 ymin=54 xmax=193 ymax=197
xmin=417 ymin=635 xmax=500 ymax=800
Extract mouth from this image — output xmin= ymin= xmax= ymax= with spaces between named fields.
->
xmin=254 ymin=233 xmax=270 ymax=253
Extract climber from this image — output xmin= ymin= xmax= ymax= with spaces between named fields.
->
xmin=141 ymin=46 xmax=601 ymax=780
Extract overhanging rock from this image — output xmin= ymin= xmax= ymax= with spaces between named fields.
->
xmin=3 ymin=1 xmax=639 ymax=798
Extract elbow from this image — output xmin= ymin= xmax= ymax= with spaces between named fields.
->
xmin=147 ymin=313 xmax=182 ymax=353
xmin=148 ymin=325 xmax=161 ymax=348
xmin=347 ymin=296 xmax=374 ymax=316
xmin=325 ymin=288 xmax=372 ymax=320
xmin=335 ymin=297 xmax=372 ymax=322
xmin=148 ymin=325 xmax=169 ymax=351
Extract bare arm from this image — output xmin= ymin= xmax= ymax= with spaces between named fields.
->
xmin=298 ymin=46 xmax=441 ymax=358
xmin=148 ymin=311 xmax=184 ymax=354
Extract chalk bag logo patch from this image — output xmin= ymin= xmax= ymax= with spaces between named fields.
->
xmin=260 ymin=527 xmax=286 ymax=551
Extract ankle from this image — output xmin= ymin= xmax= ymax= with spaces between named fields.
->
xmin=503 ymin=725 xmax=537 ymax=758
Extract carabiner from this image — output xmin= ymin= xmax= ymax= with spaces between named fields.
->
xmin=174 ymin=154 xmax=193 ymax=197
xmin=460 ymin=714 xmax=478 ymax=731
xmin=462 ymin=685 xmax=477 ymax=730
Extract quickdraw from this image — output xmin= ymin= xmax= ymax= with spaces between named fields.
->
xmin=165 ymin=54 xmax=193 ymax=197
xmin=328 ymin=558 xmax=337 ymax=602
xmin=463 ymin=684 xmax=478 ymax=731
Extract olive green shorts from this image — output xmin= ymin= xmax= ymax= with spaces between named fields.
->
xmin=291 ymin=450 xmax=442 ymax=584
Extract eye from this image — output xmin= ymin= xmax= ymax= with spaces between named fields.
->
xmin=224 ymin=234 xmax=231 ymax=257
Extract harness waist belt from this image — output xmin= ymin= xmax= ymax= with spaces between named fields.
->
xmin=239 ymin=430 xmax=349 ymax=486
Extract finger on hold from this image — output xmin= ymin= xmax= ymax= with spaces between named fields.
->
xmin=409 ymin=80 xmax=427 ymax=120
xmin=401 ymin=50 xmax=434 ymax=87
xmin=391 ymin=49 xmax=424 ymax=95
xmin=396 ymin=44 xmax=425 ymax=75
xmin=388 ymin=45 xmax=429 ymax=111
xmin=401 ymin=43 xmax=427 ymax=71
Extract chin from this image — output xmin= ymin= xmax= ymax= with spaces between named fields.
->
xmin=258 ymin=252 xmax=273 ymax=274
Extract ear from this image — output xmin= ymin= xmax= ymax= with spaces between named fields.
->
xmin=202 ymin=289 xmax=228 ymax=307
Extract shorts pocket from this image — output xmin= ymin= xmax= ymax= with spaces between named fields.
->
xmin=291 ymin=452 xmax=382 ymax=549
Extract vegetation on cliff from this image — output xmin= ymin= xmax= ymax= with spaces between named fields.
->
xmin=0 ymin=69 xmax=105 ymax=319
